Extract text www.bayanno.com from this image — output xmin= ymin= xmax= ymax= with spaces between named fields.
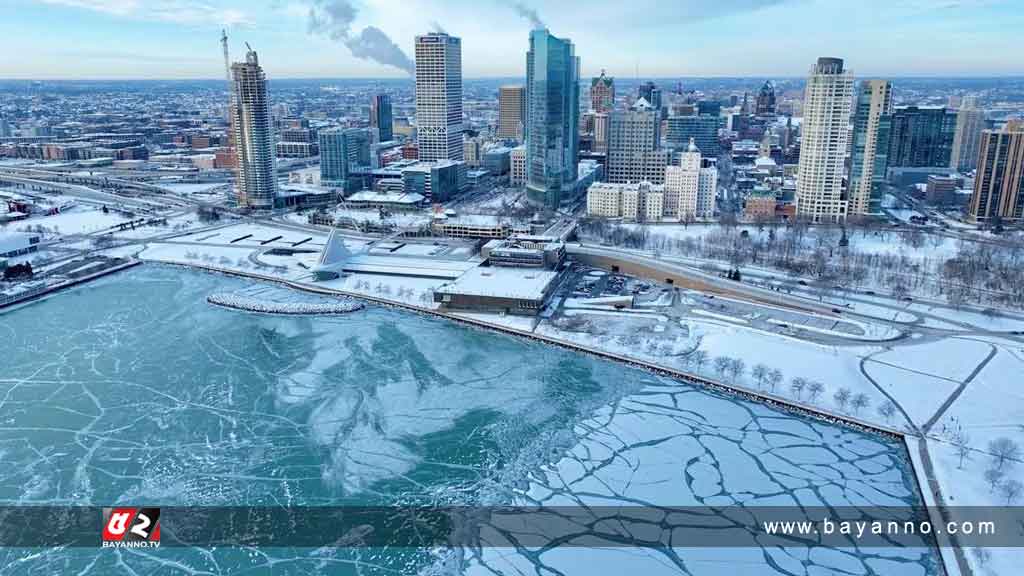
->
xmin=762 ymin=518 xmax=997 ymax=539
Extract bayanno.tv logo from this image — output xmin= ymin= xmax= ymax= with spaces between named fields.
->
xmin=101 ymin=508 xmax=161 ymax=548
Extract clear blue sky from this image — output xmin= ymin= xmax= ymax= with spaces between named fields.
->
xmin=3 ymin=0 xmax=1022 ymax=79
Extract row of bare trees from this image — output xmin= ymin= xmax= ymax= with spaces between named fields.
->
xmin=580 ymin=220 xmax=1024 ymax=310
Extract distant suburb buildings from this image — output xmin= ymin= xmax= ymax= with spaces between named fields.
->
xmin=231 ymin=47 xmax=276 ymax=209
xmin=795 ymin=57 xmax=854 ymax=223
xmin=525 ymin=28 xmax=579 ymax=209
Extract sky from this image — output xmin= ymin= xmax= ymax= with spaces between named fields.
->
xmin=1 ymin=0 xmax=1022 ymax=79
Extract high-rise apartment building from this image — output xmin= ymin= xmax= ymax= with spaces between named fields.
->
xmin=525 ymin=28 xmax=579 ymax=208
xmin=606 ymin=100 xmax=669 ymax=184
xmin=415 ymin=32 xmax=463 ymax=163
xmin=0 ymin=117 xmax=10 ymax=138
xmin=969 ymin=124 xmax=1024 ymax=223
xmin=231 ymin=47 xmax=276 ymax=209
xmin=849 ymin=80 xmax=893 ymax=216
xmin=370 ymin=93 xmax=393 ymax=142
xmin=591 ymin=70 xmax=615 ymax=113
xmin=795 ymin=57 xmax=854 ymax=223
xmin=498 ymin=85 xmax=526 ymax=140
xmin=950 ymin=97 xmax=986 ymax=172
xmin=664 ymin=139 xmax=702 ymax=218
xmin=888 ymin=106 xmax=957 ymax=168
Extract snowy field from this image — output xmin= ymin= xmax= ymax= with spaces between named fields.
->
xmin=5 ymin=205 xmax=132 ymax=236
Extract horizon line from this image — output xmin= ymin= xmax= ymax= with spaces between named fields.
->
xmin=2 ymin=74 xmax=1024 ymax=83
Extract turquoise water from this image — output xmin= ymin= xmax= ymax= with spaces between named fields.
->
xmin=0 ymin=266 xmax=936 ymax=575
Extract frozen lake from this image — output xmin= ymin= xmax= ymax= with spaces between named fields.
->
xmin=0 ymin=266 xmax=938 ymax=574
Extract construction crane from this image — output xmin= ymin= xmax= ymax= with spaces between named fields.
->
xmin=220 ymin=29 xmax=232 ymax=92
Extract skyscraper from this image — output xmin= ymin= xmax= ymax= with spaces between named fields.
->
xmin=969 ymin=123 xmax=1024 ymax=223
xmin=607 ymin=99 xmax=669 ymax=185
xmin=591 ymin=70 xmax=615 ymax=113
xmin=888 ymin=106 xmax=958 ymax=168
xmin=370 ymin=93 xmax=393 ymax=142
xmin=231 ymin=47 xmax=276 ymax=209
xmin=950 ymin=97 xmax=986 ymax=172
xmin=0 ymin=116 xmax=10 ymax=138
xmin=525 ymin=28 xmax=579 ymax=208
xmin=756 ymin=81 xmax=776 ymax=116
xmin=849 ymin=80 xmax=893 ymax=216
xmin=795 ymin=57 xmax=854 ymax=223
xmin=415 ymin=32 xmax=463 ymax=163
xmin=498 ymin=85 xmax=526 ymax=140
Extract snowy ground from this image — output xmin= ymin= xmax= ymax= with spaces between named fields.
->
xmin=4 ymin=205 xmax=133 ymax=236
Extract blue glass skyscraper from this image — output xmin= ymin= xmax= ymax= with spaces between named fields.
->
xmin=525 ymin=29 xmax=579 ymax=209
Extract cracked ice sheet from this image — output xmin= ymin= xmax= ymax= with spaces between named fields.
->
xmin=458 ymin=380 xmax=938 ymax=576
xmin=0 ymin=266 xmax=938 ymax=575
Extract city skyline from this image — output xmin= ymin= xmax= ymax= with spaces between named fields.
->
xmin=5 ymin=0 xmax=1024 ymax=79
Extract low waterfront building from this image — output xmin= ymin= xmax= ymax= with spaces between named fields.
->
xmin=434 ymin=265 xmax=560 ymax=315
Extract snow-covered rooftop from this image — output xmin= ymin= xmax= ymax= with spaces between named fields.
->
xmin=347 ymin=190 xmax=425 ymax=204
xmin=436 ymin=266 xmax=559 ymax=300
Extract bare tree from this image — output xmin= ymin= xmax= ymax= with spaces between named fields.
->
xmin=877 ymin=400 xmax=896 ymax=423
xmin=767 ymin=369 xmax=783 ymax=393
xmin=752 ymin=364 xmax=769 ymax=390
xmin=851 ymin=393 xmax=870 ymax=415
xmin=988 ymin=437 xmax=1021 ymax=472
xmin=790 ymin=377 xmax=807 ymax=400
xmin=834 ymin=387 xmax=852 ymax=412
xmin=999 ymin=479 xmax=1022 ymax=505
xmin=729 ymin=358 xmax=746 ymax=383
xmin=807 ymin=381 xmax=824 ymax=404
xmin=984 ymin=467 xmax=1004 ymax=492
xmin=690 ymin=350 xmax=709 ymax=372
xmin=713 ymin=356 xmax=732 ymax=379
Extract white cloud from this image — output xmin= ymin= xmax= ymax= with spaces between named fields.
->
xmin=34 ymin=0 xmax=253 ymax=26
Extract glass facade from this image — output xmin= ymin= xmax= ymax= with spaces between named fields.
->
xmin=849 ymin=80 xmax=893 ymax=215
xmin=370 ymin=94 xmax=393 ymax=143
xmin=319 ymin=128 xmax=370 ymax=189
xmin=888 ymin=106 xmax=958 ymax=168
xmin=665 ymin=115 xmax=720 ymax=157
xmin=525 ymin=29 xmax=579 ymax=209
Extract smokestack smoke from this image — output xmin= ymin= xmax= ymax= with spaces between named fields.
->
xmin=307 ymin=0 xmax=414 ymax=75
xmin=512 ymin=2 xmax=545 ymax=29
